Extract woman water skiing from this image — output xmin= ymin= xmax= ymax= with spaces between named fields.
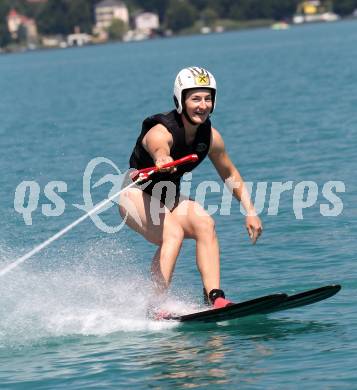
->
xmin=119 ymin=67 xmax=262 ymax=311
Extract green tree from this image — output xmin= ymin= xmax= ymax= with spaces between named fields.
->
xmin=19 ymin=0 xmax=46 ymax=19
xmin=37 ymin=0 xmax=93 ymax=35
xmin=227 ymin=0 xmax=298 ymax=21
xmin=201 ymin=7 xmax=218 ymax=27
xmin=268 ymin=0 xmax=300 ymax=20
xmin=67 ymin=0 xmax=93 ymax=33
xmin=0 ymin=1 xmax=11 ymax=47
xmin=0 ymin=1 xmax=10 ymax=22
xmin=334 ymin=0 xmax=357 ymax=15
xmin=204 ymin=0 xmax=232 ymax=19
xmin=16 ymin=23 xmax=27 ymax=44
xmin=190 ymin=0 xmax=209 ymax=12
xmin=0 ymin=21 xmax=11 ymax=48
xmin=107 ymin=19 xmax=127 ymax=40
xmin=37 ymin=0 xmax=70 ymax=35
xmin=230 ymin=0 xmax=266 ymax=20
xmin=86 ymin=0 xmax=101 ymax=23
xmin=165 ymin=0 xmax=197 ymax=32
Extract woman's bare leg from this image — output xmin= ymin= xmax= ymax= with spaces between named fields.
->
xmin=171 ymin=198 xmax=220 ymax=294
xmin=119 ymin=189 xmax=184 ymax=292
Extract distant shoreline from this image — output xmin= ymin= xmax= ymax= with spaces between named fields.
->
xmin=1 ymin=17 xmax=354 ymax=56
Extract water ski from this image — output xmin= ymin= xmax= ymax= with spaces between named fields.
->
xmin=166 ymin=284 xmax=341 ymax=323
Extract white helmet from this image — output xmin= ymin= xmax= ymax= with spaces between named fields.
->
xmin=173 ymin=67 xmax=217 ymax=114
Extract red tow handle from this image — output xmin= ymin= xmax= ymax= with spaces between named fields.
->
xmin=130 ymin=154 xmax=198 ymax=181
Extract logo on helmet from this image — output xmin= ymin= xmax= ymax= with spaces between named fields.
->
xmin=195 ymin=75 xmax=209 ymax=86
xmin=189 ymin=67 xmax=210 ymax=87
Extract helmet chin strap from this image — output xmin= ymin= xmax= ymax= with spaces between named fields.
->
xmin=182 ymin=99 xmax=203 ymax=126
xmin=182 ymin=109 xmax=198 ymax=126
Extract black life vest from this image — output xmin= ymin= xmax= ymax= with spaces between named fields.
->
xmin=129 ymin=110 xmax=211 ymax=197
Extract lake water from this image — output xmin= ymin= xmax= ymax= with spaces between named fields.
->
xmin=0 ymin=20 xmax=356 ymax=389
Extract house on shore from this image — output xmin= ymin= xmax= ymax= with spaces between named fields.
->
xmin=7 ymin=8 xmax=38 ymax=43
xmin=67 ymin=33 xmax=92 ymax=47
xmin=134 ymin=12 xmax=159 ymax=34
xmin=293 ymin=1 xmax=339 ymax=24
xmin=94 ymin=0 xmax=129 ymax=40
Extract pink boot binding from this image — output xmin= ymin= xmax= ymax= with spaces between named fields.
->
xmin=204 ymin=288 xmax=233 ymax=308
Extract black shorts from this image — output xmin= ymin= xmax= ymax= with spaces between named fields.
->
xmin=122 ymin=169 xmax=181 ymax=211
xmin=141 ymin=179 xmax=181 ymax=211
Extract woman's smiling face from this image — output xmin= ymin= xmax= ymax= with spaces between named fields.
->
xmin=183 ymin=89 xmax=213 ymax=125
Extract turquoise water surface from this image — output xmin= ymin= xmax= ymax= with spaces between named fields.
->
xmin=0 ymin=21 xmax=356 ymax=389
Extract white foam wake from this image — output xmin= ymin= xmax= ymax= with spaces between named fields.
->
xmin=0 ymin=240 xmax=199 ymax=347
